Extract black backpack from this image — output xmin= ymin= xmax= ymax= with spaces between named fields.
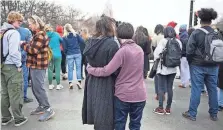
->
xmin=161 ymin=38 xmax=182 ymax=68
xmin=1 ymin=28 xmax=14 ymax=64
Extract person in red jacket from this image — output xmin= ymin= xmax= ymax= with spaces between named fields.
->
xmin=56 ymin=25 xmax=67 ymax=80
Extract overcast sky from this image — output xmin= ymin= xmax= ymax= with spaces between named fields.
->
xmin=47 ymin=0 xmax=223 ymax=30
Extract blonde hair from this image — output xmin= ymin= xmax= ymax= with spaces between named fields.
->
xmin=64 ymin=23 xmax=76 ymax=37
xmin=44 ymin=24 xmax=53 ymax=32
xmin=7 ymin=11 xmax=24 ymax=24
xmin=28 ymin=15 xmax=45 ymax=30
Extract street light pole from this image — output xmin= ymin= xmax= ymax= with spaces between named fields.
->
xmin=189 ymin=0 xmax=195 ymax=28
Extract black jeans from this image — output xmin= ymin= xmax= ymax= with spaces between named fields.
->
xmin=157 ymin=73 xmax=176 ymax=109
xmin=61 ymin=51 xmax=66 ymax=74
xmin=115 ymin=97 xmax=146 ymax=130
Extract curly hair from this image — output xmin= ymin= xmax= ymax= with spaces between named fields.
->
xmin=198 ymin=8 xmax=218 ymax=24
xmin=7 ymin=11 xmax=24 ymax=24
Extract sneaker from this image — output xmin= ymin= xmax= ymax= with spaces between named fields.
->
xmin=56 ymin=84 xmax=64 ymax=90
xmin=178 ymin=84 xmax=186 ymax=88
xmin=62 ymin=73 xmax=67 ymax=80
xmin=77 ymin=81 xmax=82 ymax=89
xmin=165 ymin=108 xmax=171 ymax=115
xmin=15 ymin=117 xmax=28 ymax=127
xmin=24 ymin=98 xmax=33 ymax=103
xmin=49 ymin=85 xmax=55 ymax=90
xmin=2 ymin=118 xmax=13 ymax=126
xmin=153 ymin=107 xmax=165 ymax=115
xmin=30 ymin=106 xmax=45 ymax=115
xmin=69 ymin=83 xmax=73 ymax=89
xmin=182 ymin=111 xmax=196 ymax=121
xmin=218 ymin=106 xmax=223 ymax=111
xmin=39 ymin=109 xmax=55 ymax=122
xmin=210 ymin=115 xmax=218 ymax=121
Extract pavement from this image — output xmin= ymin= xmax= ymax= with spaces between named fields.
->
xmin=1 ymin=77 xmax=223 ymax=130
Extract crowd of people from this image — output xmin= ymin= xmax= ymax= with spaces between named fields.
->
xmin=1 ymin=7 xmax=223 ymax=130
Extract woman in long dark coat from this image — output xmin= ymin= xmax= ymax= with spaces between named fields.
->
xmin=82 ymin=16 xmax=119 ymax=130
xmin=133 ymin=26 xmax=151 ymax=79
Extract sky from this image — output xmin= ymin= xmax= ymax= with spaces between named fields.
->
xmin=47 ymin=0 xmax=223 ymax=31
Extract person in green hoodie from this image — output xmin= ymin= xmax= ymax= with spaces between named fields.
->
xmin=44 ymin=25 xmax=64 ymax=90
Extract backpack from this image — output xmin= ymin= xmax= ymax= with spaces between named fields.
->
xmin=1 ymin=28 xmax=14 ymax=64
xmin=198 ymin=28 xmax=223 ymax=63
xmin=161 ymin=38 xmax=182 ymax=68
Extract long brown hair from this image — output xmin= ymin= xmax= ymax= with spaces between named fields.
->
xmin=94 ymin=15 xmax=115 ymax=37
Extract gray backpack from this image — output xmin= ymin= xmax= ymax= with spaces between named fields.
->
xmin=198 ymin=28 xmax=223 ymax=63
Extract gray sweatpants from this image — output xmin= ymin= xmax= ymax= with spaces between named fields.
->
xmin=30 ymin=68 xmax=50 ymax=109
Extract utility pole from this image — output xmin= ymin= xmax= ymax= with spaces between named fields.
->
xmin=189 ymin=0 xmax=195 ymax=28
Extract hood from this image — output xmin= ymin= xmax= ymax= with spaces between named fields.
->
xmin=179 ymin=24 xmax=187 ymax=33
xmin=179 ymin=31 xmax=189 ymax=40
xmin=167 ymin=21 xmax=177 ymax=28
xmin=1 ymin=22 xmax=15 ymax=31
xmin=46 ymin=31 xmax=56 ymax=38
xmin=56 ymin=25 xmax=63 ymax=36
xmin=83 ymin=37 xmax=109 ymax=59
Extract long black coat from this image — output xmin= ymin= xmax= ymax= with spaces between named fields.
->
xmin=218 ymin=63 xmax=223 ymax=90
xmin=82 ymin=36 xmax=119 ymax=130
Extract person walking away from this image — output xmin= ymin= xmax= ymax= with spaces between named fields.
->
xmin=143 ymin=27 xmax=152 ymax=72
xmin=63 ymin=24 xmax=85 ymax=89
xmin=133 ymin=26 xmax=151 ymax=79
xmin=82 ymin=15 xmax=119 ymax=130
xmin=45 ymin=25 xmax=64 ymax=90
xmin=21 ymin=15 xmax=55 ymax=121
xmin=80 ymin=28 xmax=89 ymax=78
xmin=1 ymin=11 xmax=28 ymax=127
xmin=87 ymin=22 xmax=147 ymax=130
xmin=153 ymin=27 xmax=182 ymax=115
xmin=17 ymin=26 xmax=33 ymax=103
xmin=152 ymin=24 xmax=164 ymax=100
xmin=183 ymin=8 xmax=222 ymax=121
xmin=56 ymin=25 xmax=67 ymax=80
xmin=178 ymin=24 xmax=190 ymax=88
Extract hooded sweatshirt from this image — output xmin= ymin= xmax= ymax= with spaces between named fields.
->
xmin=46 ymin=31 xmax=63 ymax=58
xmin=1 ymin=22 xmax=22 ymax=68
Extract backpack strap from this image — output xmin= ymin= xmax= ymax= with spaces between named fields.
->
xmin=197 ymin=28 xmax=209 ymax=34
xmin=1 ymin=28 xmax=14 ymax=62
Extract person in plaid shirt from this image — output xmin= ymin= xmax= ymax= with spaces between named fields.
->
xmin=21 ymin=15 xmax=55 ymax=122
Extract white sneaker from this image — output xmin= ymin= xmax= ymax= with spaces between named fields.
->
xmin=56 ymin=84 xmax=64 ymax=90
xmin=69 ymin=83 xmax=73 ymax=89
xmin=77 ymin=82 xmax=82 ymax=89
xmin=49 ymin=85 xmax=55 ymax=90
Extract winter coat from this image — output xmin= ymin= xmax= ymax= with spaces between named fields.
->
xmin=82 ymin=36 xmax=119 ymax=130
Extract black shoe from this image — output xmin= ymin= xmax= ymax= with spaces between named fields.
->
xmin=218 ymin=106 xmax=223 ymax=111
xmin=24 ymin=98 xmax=33 ymax=103
xmin=182 ymin=111 xmax=196 ymax=121
xmin=210 ymin=115 xmax=218 ymax=121
xmin=2 ymin=118 xmax=13 ymax=126
xmin=15 ymin=117 xmax=28 ymax=127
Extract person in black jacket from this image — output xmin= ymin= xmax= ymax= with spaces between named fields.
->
xmin=183 ymin=8 xmax=219 ymax=121
xmin=133 ymin=26 xmax=151 ymax=79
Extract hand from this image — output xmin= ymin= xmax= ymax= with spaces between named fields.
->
xmin=18 ymin=68 xmax=22 ymax=72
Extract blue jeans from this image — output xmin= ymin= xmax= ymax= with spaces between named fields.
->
xmin=66 ymin=54 xmax=82 ymax=82
xmin=115 ymin=97 xmax=146 ymax=130
xmin=188 ymin=65 xmax=219 ymax=118
xmin=219 ymin=88 xmax=223 ymax=107
xmin=22 ymin=62 xmax=29 ymax=99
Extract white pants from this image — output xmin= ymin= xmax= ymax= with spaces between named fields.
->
xmin=180 ymin=57 xmax=190 ymax=87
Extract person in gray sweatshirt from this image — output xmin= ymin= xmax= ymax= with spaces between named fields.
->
xmin=1 ymin=11 xmax=28 ymax=127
